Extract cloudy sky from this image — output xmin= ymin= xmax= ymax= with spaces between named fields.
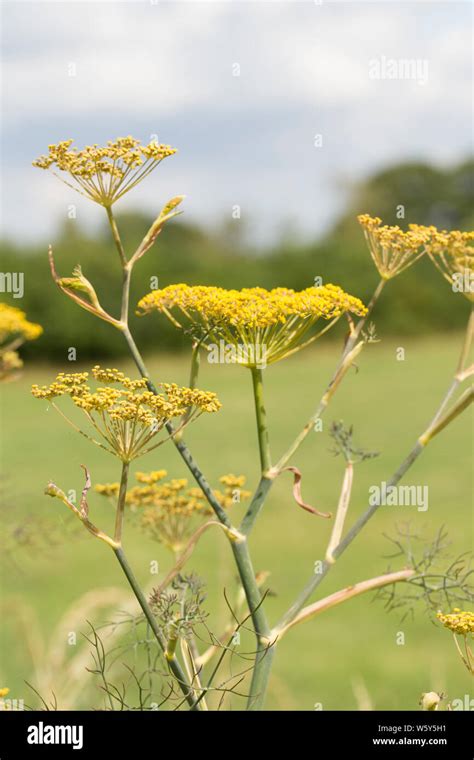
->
xmin=1 ymin=0 xmax=472 ymax=245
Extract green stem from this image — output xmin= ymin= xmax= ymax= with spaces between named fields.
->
xmin=175 ymin=340 xmax=201 ymax=439
xmin=188 ymin=340 xmax=201 ymax=389
xmin=248 ymin=644 xmax=276 ymax=711
xmin=455 ymin=302 xmax=473 ymax=375
xmin=350 ymin=278 xmax=386 ymax=347
xmin=121 ymin=264 xmax=132 ymax=324
xmin=113 ymin=546 xmax=199 ymax=710
xmin=114 ymin=461 xmax=129 ymax=544
xmin=418 ymin=304 xmax=472 ymax=443
xmin=169 ymin=428 xmax=233 ymax=526
xmin=230 ymin=539 xmax=272 ymax=710
xmin=420 ymin=386 xmax=473 ymax=444
xmin=240 ymin=475 xmax=273 ymax=536
xmin=251 ymin=367 xmax=272 ymax=474
xmin=106 ymin=206 xmax=127 ymax=267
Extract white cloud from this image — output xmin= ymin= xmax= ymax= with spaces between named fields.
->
xmin=1 ymin=1 xmax=471 ymax=243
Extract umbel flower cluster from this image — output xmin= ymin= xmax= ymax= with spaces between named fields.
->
xmin=31 ymin=366 xmax=221 ymax=462
xmin=437 ymin=609 xmax=474 ymax=636
xmin=95 ymin=470 xmax=250 ymax=553
xmin=33 ymin=136 xmax=177 ymax=207
xmin=137 ymin=284 xmax=367 ymax=367
xmin=422 ymin=228 xmax=474 ymax=301
xmin=358 ymin=214 xmax=474 ymax=294
xmin=0 ymin=304 xmax=42 ymax=343
xmin=357 ymin=214 xmax=432 ymax=279
xmin=0 ymin=303 xmax=43 ymax=381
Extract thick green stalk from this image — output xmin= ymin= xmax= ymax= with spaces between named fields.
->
xmin=113 ymin=546 xmax=198 ymax=710
xmin=188 ymin=340 xmax=201 ymax=390
xmin=231 ymin=539 xmax=273 ymax=710
xmin=114 ymin=461 xmax=129 ymax=544
xmin=175 ymin=340 xmax=201 ymax=438
xmin=421 ymin=302 xmax=473 ymax=436
xmin=121 ymin=264 xmax=132 ymax=324
xmin=251 ymin=367 xmax=272 ymax=474
xmin=456 ymin=302 xmax=473 ymax=374
xmin=240 ymin=475 xmax=273 ymax=535
xmin=123 ymin=325 xmax=154 ymax=386
xmin=106 ymin=206 xmax=127 ymax=267
xmin=247 ymin=644 xmax=276 ymax=711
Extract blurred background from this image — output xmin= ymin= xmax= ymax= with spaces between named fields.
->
xmin=0 ymin=0 xmax=472 ymax=710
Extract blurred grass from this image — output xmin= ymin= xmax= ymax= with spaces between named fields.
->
xmin=0 ymin=333 xmax=472 ymax=710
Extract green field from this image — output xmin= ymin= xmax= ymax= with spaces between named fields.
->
xmin=1 ymin=333 xmax=472 ymax=710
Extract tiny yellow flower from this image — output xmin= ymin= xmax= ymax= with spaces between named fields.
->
xmin=0 ymin=303 xmax=42 ymax=381
xmin=436 ymin=609 xmax=474 ymax=636
xmin=134 ymin=470 xmax=168 ymax=485
xmin=0 ymin=304 xmax=42 ymax=344
xmin=137 ymin=284 xmax=367 ymax=367
xmin=0 ymin=688 xmax=9 ymax=698
xmin=33 ymin=136 xmax=177 ymax=207
xmin=358 ymin=214 xmax=431 ymax=279
xmin=95 ymin=471 xmax=249 ymax=553
xmin=417 ymin=225 xmax=474 ymax=301
xmin=31 ymin=366 xmax=221 ymax=462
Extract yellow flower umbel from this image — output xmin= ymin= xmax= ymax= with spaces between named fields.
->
xmin=33 ymin=136 xmax=177 ymax=207
xmin=358 ymin=214 xmax=432 ymax=279
xmin=31 ymin=366 xmax=221 ymax=462
xmin=0 ymin=303 xmax=42 ymax=381
xmin=95 ymin=471 xmax=250 ymax=554
xmin=137 ymin=284 xmax=367 ymax=367
xmin=437 ymin=608 xmax=474 ymax=674
xmin=417 ymin=226 xmax=474 ymax=301
xmin=437 ymin=608 xmax=474 ymax=635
